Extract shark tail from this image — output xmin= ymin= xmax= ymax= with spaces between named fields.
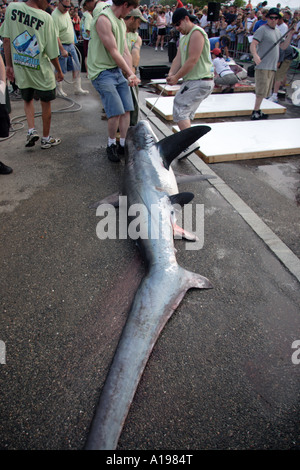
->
xmin=85 ymin=266 xmax=212 ymax=450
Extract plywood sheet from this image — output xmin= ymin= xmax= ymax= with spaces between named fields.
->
xmin=213 ymin=82 xmax=255 ymax=93
xmin=151 ymin=79 xmax=254 ymax=96
xmin=145 ymin=93 xmax=286 ymax=120
xmin=172 ymin=119 xmax=300 ymax=163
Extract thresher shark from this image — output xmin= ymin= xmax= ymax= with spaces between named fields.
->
xmin=86 ymin=120 xmax=214 ymax=449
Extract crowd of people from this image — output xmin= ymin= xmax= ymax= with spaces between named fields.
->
xmin=135 ymin=2 xmax=300 ymax=57
xmin=0 ymin=0 xmax=299 ymax=172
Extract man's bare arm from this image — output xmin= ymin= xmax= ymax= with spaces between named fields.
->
xmin=96 ymin=15 xmax=139 ymax=85
xmin=3 ymin=37 xmax=14 ymax=82
xmin=131 ymin=35 xmax=142 ymax=72
xmin=167 ymin=30 xmax=204 ymax=84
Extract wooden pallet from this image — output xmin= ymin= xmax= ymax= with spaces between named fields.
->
xmin=145 ymin=93 xmax=286 ymax=120
xmin=150 ymin=79 xmax=255 ymax=96
xmin=172 ymin=119 xmax=300 ymax=163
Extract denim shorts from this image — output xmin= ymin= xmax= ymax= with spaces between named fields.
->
xmin=92 ymin=67 xmax=134 ymax=119
xmin=59 ymin=43 xmax=81 ymax=74
xmin=173 ymin=79 xmax=214 ymax=122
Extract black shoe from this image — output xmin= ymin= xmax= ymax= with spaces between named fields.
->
xmin=117 ymin=143 xmax=125 ymax=156
xmin=0 ymin=161 xmax=13 ymax=175
xmin=107 ymin=144 xmax=120 ymax=162
xmin=251 ymin=110 xmax=268 ymax=120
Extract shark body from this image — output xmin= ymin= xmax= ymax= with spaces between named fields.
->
xmin=86 ymin=121 xmax=213 ymax=450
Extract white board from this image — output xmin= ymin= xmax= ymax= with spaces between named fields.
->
xmin=172 ymin=119 xmax=300 ymax=163
xmin=145 ymin=93 xmax=286 ymax=120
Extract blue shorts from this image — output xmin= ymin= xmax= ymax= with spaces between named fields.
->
xmin=59 ymin=43 xmax=81 ymax=74
xmin=92 ymin=67 xmax=134 ymax=119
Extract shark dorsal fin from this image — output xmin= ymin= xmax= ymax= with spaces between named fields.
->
xmin=156 ymin=126 xmax=211 ymax=169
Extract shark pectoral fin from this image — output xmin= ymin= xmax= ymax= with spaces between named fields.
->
xmin=89 ymin=192 xmax=120 ymax=209
xmin=157 ymin=125 xmax=211 ymax=169
xmin=169 ymin=192 xmax=194 ymax=206
xmin=173 ymin=224 xmax=199 ymax=241
xmin=182 ymin=267 xmax=213 ymax=290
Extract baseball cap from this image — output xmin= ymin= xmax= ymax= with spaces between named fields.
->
xmin=211 ymin=48 xmax=222 ymax=56
xmin=266 ymin=7 xmax=280 ymax=18
xmin=172 ymin=7 xmax=192 ymax=25
xmin=127 ymin=8 xmax=148 ymax=22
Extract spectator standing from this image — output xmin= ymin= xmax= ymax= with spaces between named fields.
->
xmin=155 ymin=9 xmax=167 ymax=51
xmin=219 ymin=14 xmax=227 ymax=36
xmin=226 ymin=17 xmax=237 ymax=51
xmin=165 ymin=5 xmax=173 ymax=37
xmin=199 ymin=7 xmax=208 ymax=31
xmin=139 ymin=5 xmax=148 ymax=44
xmin=253 ymin=8 xmax=268 ymax=32
xmin=277 ymin=14 xmax=288 ymax=36
xmin=80 ymin=0 xmax=96 ymax=72
xmin=236 ymin=14 xmax=245 ymax=54
xmin=224 ymin=5 xmax=237 ymax=25
xmin=52 ymin=0 xmax=89 ymax=97
xmin=250 ymin=7 xmax=295 ymax=120
xmin=72 ymin=7 xmax=81 ymax=39
xmin=246 ymin=9 xmax=257 ymax=35
xmin=269 ymin=45 xmax=297 ymax=102
xmin=2 ymin=0 xmax=63 ymax=149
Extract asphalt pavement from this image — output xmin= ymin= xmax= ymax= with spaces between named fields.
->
xmin=0 ymin=45 xmax=299 ymax=452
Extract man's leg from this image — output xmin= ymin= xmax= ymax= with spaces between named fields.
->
xmin=71 ymin=45 xmax=88 ymax=95
xmin=118 ymin=111 xmax=130 ymax=140
xmin=24 ymin=99 xmax=35 ymax=130
xmin=253 ymin=95 xmax=264 ymax=112
xmin=251 ymin=70 xmax=270 ymax=120
xmin=23 ymin=98 xmax=39 ymax=147
xmin=40 ymin=99 xmax=61 ymax=149
xmin=178 ymin=119 xmax=191 ymax=130
xmin=106 ymin=115 xmax=121 ymax=162
xmin=107 ymin=115 xmax=120 ymax=140
xmin=40 ymin=100 xmax=51 ymax=138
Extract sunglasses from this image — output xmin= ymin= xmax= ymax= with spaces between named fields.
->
xmin=60 ymin=3 xmax=71 ymax=7
xmin=269 ymin=16 xmax=279 ymax=19
xmin=174 ymin=18 xmax=183 ymax=27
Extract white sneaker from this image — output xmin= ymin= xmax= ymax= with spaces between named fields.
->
xmin=155 ymin=47 xmax=158 ymax=51
xmin=161 ymin=47 xmax=163 ymax=51
xmin=41 ymin=136 xmax=61 ymax=149
xmin=25 ymin=129 xmax=39 ymax=147
xmin=268 ymin=94 xmax=278 ymax=103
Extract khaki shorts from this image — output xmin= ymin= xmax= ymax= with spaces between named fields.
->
xmin=275 ymin=60 xmax=291 ymax=82
xmin=173 ymin=79 xmax=214 ymax=122
xmin=255 ymin=69 xmax=276 ymax=98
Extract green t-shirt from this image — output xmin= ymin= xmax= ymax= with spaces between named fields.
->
xmin=1 ymin=2 xmax=59 ymax=91
xmin=179 ymin=25 xmax=214 ymax=80
xmin=126 ymin=31 xmax=139 ymax=52
xmin=87 ymin=6 xmax=126 ymax=80
xmin=80 ymin=11 xmax=93 ymax=40
xmin=51 ymin=7 xmax=74 ymax=44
